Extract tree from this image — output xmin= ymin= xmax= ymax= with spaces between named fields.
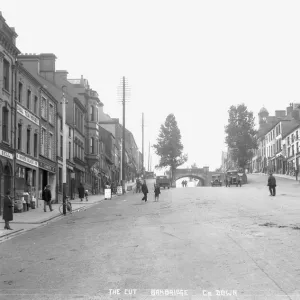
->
xmin=153 ymin=114 xmax=188 ymax=183
xmin=225 ymin=104 xmax=258 ymax=170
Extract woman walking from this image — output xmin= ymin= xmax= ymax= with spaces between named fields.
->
xmin=141 ymin=180 xmax=148 ymax=202
xmin=3 ymin=190 xmax=13 ymax=230
xmin=154 ymin=184 xmax=160 ymax=202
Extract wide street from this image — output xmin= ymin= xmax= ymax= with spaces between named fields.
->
xmin=1 ymin=175 xmax=300 ymax=300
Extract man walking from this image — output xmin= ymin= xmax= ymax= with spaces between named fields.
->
xmin=42 ymin=185 xmax=53 ymax=212
xmin=141 ymin=180 xmax=148 ymax=202
xmin=267 ymin=172 xmax=276 ymax=196
xmin=78 ymin=183 xmax=85 ymax=202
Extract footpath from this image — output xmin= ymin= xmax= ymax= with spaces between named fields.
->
xmin=253 ymin=172 xmax=299 ymax=181
xmin=0 ymin=182 xmax=136 ymax=241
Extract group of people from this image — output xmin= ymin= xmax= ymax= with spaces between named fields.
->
xmin=181 ymin=180 xmax=188 ymax=187
xmin=139 ymin=180 xmax=161 ymax=202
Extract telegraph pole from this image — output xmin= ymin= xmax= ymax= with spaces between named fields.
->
xmin=62 ymin=86 xmax=67 ymax=215
xmin=142 ymin=113 xmax=144 ymax=178
xmin=122 ymin=76 xmax=126 ymax=194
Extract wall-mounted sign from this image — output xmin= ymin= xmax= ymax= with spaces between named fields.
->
xmin=17 ymin=104 xmax=39 ymax=125
xmin=39 ymin=161 xmax=56 ymax=173
xmin=0 ymin=149 xmax=13 ymax=160
xmin=16 ymin=153 xmax=39 ymax=167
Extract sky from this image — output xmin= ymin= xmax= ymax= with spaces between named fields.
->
xmin=2 ymin=1 xmax=300 ymax=172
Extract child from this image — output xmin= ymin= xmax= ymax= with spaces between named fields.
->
xmin=85 ymin=189 xmax=88 ymax=201
xmin=154 ymin=184 xmax=160 ymax=202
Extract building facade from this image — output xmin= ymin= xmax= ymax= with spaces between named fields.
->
xmin=0 ymin=13 xmax=20 ymax=215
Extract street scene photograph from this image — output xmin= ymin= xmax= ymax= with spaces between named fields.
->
xmin=1 ymin=1 xmax=300 ymax=299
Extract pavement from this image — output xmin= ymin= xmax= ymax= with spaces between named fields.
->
xmin=1 ymin=176 xmax=300 ymax=299
xmin=0 ymin=181 xmax=136 ymax=240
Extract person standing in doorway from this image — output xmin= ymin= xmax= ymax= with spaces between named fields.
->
xmin=3 ymin=190 xmax=13 ymax=230
xmin=42 ymin=185 xmax=53 ymax=212
xmin=141 ymin=180 xmax=148 ymax=202
xmin=267 ymin=172 xmax=276 ymax=196
xmin=78 ymin=183 xmax=85 ymax=202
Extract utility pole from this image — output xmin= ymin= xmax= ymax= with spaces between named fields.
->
xmin=122 ymin=76 xmax=126 ymax=194
xmin=142 ymin=113 xmax=144 ymax=178
xmin=61 ymin=86 xmax=67 ymax=215
xmin=148 ymin=141 xmax=150 ymax=172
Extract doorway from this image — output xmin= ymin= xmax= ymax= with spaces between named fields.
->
xmin=42 ymin=169 xmax=48 ymax=189
xmin=3 ymin=164 xmax=11 ymax=195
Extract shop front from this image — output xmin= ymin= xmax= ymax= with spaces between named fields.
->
xmin=0 ymin=149 xmax=14 ymax=216
xmin=15 ymin=152 xmax=39 ymax=210
xmin=74 ymin=164 xmax=85 ymax=198
xmin=39 ymin=159 xmax=56 ymax=204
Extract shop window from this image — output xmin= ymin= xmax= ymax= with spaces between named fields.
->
xmin=3 ymin=59 xmax=9 ymax=91
xmin=18 ymin=82 xmax=23 ymax=102
xmin=27 ymin=89 xmax=31 ymax=109
xmin=34 ymin=133 xmax=38 ymax=157
xmin=2 ymin=107 xmax=9 ymax=142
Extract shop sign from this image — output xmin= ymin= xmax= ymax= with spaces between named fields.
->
xmin=67 ymin=165 xmax=74 ymax=171
xmin=16 ymin=153 xmax=39 ymax=167
xmin=39 ymin=161 xmax=56 ymax=173
xmin=17 ymin=104 xmax=39 ymax=125
xmin=0 ymin=149 xmax=13 ymax=160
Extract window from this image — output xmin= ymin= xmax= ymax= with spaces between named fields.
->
xmin=49 ymin=103 xmax=54 ymax=124
xmin=297 ymin=142 xmax=299 ymax=154
xmin=81 ymin=114 xmax=83 ymax=132
xmin=90 ymin=137 xmax=94 ymax=154
xmin=69 ymin=127 xmax=71 ymax=137
xmin=34 ymin=96 xmax=38 ymax=114
xmin=60 ymin=118 xmax=63 ymax=131
xmin=58 ymin=168 xmax=62 ymax=192
xmin=34 ymin=133 xmax=38 ymax=157
xmin=287 ymin=137 xmax=290 ymax=146
xmin=41 ymin=127 xmax=46 ymax=155
xmin=90 ymin=105 xmax=94 ymax=121
xmin=3 ymin=59 xmax=9 ymax=91
xmin=18 ymin=82 xmax=23 ymax=102
xmin=2 ymin=108 xmax=9 ymax=142
xmin=74 ymin=139 xmax=77 ymax=157
xmin=27 ymin=89 xmax=31 ymax=109
xmin=49 ymin=133 xmax=53 ymax=159
xmin=292 ymin=146 xmax=294 ymax=156
xmin=27 ymin=129 xmax=31 ymax=154
xmin=17 ymin=123 xmax=22 ymax=150
xmin=41 ymin=97 xmax=46 ymax=118
xmin=69 ymin=142 xmax=71 ymax=159
xmin=297 ymin=131 xmax=299 ymax=140
xmin=60 ymin=135 xmax=63 ymax=157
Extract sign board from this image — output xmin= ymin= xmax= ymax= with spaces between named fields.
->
xmin=0 ymin=149 xmax=13 ymax=160
xmin=105 ymin=188 xmax=111 ymax=199
xmin=117 ymin=186 xmax=122 ymax=195
xmin=16 ymin=153 xmax=39 ymax=168
xmin=17 ymin=104 xmax=39 ymax=125
xmin=39 ymin=161 xmax=56 ymax=173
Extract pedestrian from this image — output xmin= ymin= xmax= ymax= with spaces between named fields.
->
xmin=78 ymin=183 xmax=85 ymax=202
xmin=85 ymin=189 xmax=89 ymax=201
xmin=154 ymin=183 xmax=160 ymax=202
xmin=42 ymin=185 xmax=53 ymax=212
xmin=267 ymin=172 xmax=276 ymax=196
xmin=141 ymin=180 xmax=148 ymax=202
xmin=3 ymin=190 xmax=13 ymax=230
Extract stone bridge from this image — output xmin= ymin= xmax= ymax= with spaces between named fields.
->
xmin=173 ymin=167 xmax=222 ymax=186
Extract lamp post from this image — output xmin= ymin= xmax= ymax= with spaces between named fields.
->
xmin=61 ymin=86 xmax=67 ymax=215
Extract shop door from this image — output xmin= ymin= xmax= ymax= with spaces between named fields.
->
xmin=42 ymin=170 xmax=48 ymax=189
xmin=3 ymin=165 xmax=11 ymax=195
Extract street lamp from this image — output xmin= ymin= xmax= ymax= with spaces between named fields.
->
xmin=61 ymin=86 xmax=67 ymax=215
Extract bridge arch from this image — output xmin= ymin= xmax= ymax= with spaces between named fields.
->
xmin=175 ymin=174 xmax=206 ymax=186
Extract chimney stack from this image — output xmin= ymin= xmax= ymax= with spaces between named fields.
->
xmin=56 ymin=70 xmax=68 ymax=80
xmin=39 ymin=53 xmax=57 ymax=83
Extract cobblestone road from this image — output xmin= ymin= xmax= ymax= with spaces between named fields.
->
xmin=0 ymin=176 xmax=300 ymax=300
